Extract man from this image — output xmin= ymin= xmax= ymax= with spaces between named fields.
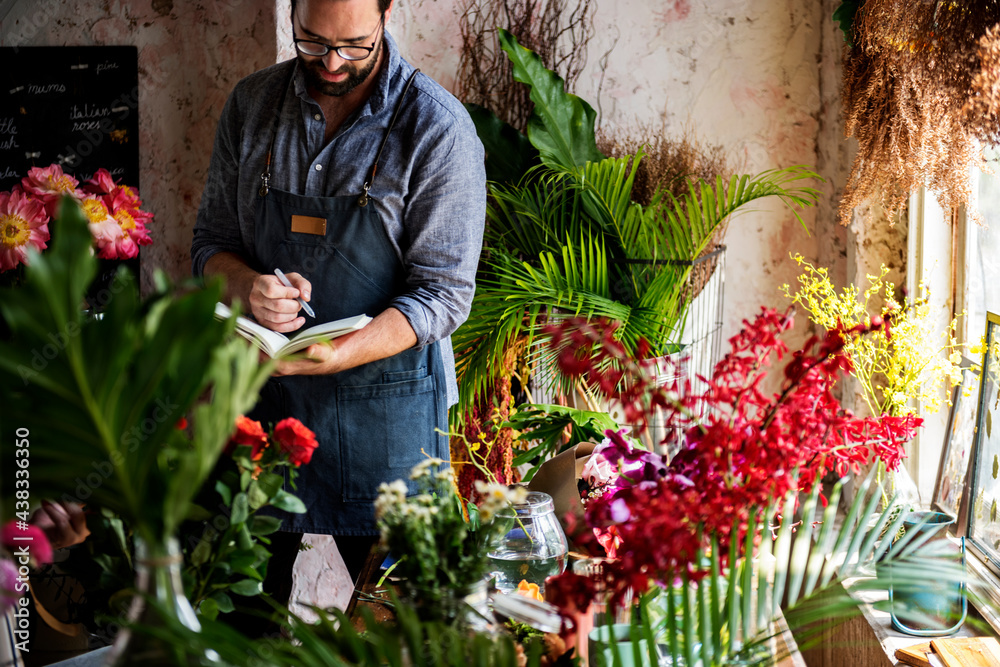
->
xmin=191 ymin=0 xmax=486 ymax=597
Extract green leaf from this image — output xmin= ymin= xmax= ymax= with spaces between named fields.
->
xmin=228 ymin=578 xmax=263 ymax=597
xmin=236 ymin=524 xmax=254 ymax=551
xmin=190 ymin=535 xmax=213 ymax=567
xmin=256 ymin=471 xmax=284 ymax=498
xmin=497 ymin=29 xmax=603 ymax=169
xmin=230 ymin=492 xmax=249 ymax=525
xmin=832 ymin=0 xmax=861 ymax=47
xmin=209 ymin=592 xmax=234 ymax=614
xmin=247 ymin=481 xmax=269 ymax=510
xmin=198 ymin=597 xmax=219 ymax=621
xmin=250 ymin=515 xmax=283 ymax=536
xmin=271 ymin=489 xmax=307 ymax=514
xmin=184 ymin=503 xmax=212 ymax=522
xmin=214 ymin=479 xmax=232 ymax=507
xmin=465 ymin=103 xmax=538 ymax=184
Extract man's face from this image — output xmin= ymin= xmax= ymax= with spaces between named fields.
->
xmin=294 ymin=0 xmax=386 ymax=98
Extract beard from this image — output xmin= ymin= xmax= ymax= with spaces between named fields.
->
xmin=300 ymin=39 xmax=382 ymax=97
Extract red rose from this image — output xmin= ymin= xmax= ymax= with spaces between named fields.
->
xmin=227 ymin=416 xmax=268 ymax=460
xmin=273 ymin=417 xmax=318 ymax=467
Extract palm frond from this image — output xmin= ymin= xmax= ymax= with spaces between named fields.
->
xmin=602 ymin=468 xmax=974 ymax=665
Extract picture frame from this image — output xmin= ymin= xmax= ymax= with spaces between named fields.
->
xmin=931 ymin=356 xmax=980 ymax=530
xmin=963 ymin=312 xmax=1000 ymax=573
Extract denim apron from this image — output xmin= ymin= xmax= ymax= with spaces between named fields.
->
xmin=250 ymin=70 xmax=449 ymax=536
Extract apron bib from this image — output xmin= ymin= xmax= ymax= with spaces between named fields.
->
xmin=249 ymin=71 xmax=448 ymax=536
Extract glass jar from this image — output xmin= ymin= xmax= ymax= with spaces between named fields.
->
xmin=487 ymin=491 xmax=568 ymax=595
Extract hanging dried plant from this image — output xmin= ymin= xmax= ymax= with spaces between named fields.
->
xmin=966 ymin=25 xmax=1000 ymax=127
xmin=455 ymin=0 xmax=595 ymax=132
xmin=840 ymin=0 xmax=1000 ymax=225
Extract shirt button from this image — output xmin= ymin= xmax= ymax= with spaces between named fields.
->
xmin=313 ymin=113 xmax=322 ymax=121
xmin=315 ymin=164 xmax=323 ymax=171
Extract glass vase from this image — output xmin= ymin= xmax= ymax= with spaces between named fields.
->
xmin=487 ymin=491 xmax=568 ymax=596
xmin=104 ymin=536 xmax=209 ymax=666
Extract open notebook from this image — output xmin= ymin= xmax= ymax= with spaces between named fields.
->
xmin=214 ymin=302 xmax=371 ymax=358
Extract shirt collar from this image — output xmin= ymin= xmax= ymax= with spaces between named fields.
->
xmin=291 ymin=29 xmax=402 ymax=118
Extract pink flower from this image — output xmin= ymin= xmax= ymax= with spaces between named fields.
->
xmin=1 ymin=559 xmax=19 ymax=611
xmin=81 ymin=168 xmax=118 ymax=197
xmin=0 ymin=186 xmax=50 ymax=271
xmin=581 ymin=447 xmax=616 ymax=488
xmin=80 ymin=195 xmax=138 ymax=260
xmin=82 ymin=170 xmax=153 ymax=251
xmin=21 ymin=164 xmax=82 ymax=218
xmin=1 ymin=521 xmax=53 ymax=566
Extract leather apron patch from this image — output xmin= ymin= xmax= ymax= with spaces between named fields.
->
xmin=291 ymin=214 xmax=327 ymax=235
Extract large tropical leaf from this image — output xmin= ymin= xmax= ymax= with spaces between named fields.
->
xmin=465 ymin=102 xmax=539 ymax=184
xmin=497 ymin=28 xmax=604 ymax=169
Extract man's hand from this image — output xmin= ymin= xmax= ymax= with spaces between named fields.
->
xmin=272 ymin=308 xmax=417 ymax=377
xmin=249 ymin=271 xmax=313 ymax=333
xmin=31 ymin=500 xmax=90 ymax=550
xmin=273 ymin=339 xmax=344 ymax=376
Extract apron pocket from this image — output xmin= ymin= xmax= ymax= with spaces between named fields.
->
xmin=336 ymin=373 xmax=443 ymax=502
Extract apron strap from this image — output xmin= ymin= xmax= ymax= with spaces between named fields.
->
xmin=358 ymin=69 xmax=420 ymax=208
xmin=259 ymin=66 xmax=421 ymax=203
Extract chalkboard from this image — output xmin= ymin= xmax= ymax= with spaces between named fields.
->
xmin=0 ymin=46 xmax=141 ymax=304
xmin=0 ymin=45 xmax=140 ymax=192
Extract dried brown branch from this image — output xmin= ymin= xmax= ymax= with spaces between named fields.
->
xmin=455 ymin=0 xmax=596 ymax=132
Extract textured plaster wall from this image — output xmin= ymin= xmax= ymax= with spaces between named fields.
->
xmin=0 ymin=0 xmax=277 ymax=289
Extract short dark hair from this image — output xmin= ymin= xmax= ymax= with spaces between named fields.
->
xmin=290 ymin=0 xmax=391 ymax=22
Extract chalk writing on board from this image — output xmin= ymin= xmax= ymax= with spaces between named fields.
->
xmin=27 ymin=83 xmax=65 ymax=95
xmin=70 ymin=104 xmax=110 ymax=120
xmin=0 ymin=45 xmax=140 ymax=195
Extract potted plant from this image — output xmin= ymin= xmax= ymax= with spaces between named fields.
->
xmin=451 ymin=31 xmax=822 ymax=491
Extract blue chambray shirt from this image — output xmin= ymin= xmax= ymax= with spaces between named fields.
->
xmin=191 ymin=33 xmax=486 ymax=405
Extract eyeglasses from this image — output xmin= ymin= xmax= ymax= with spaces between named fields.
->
xmin=293 ymin=13 xmax=384 ymax=61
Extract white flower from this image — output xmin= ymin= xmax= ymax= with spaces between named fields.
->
xmin=410 ymin=457 xmax=446 ymax=479
xmin=474 ymin=481 xmax=528 ymax=524
xmin=374 ymin=479 xmax=409 ymax=520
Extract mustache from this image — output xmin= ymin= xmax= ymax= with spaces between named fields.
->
xmin=309 ymin=61 xmax=351 ymax=76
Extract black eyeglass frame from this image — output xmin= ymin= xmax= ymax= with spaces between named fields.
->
xmin=293 ymin=13 xmax=385 ymax=61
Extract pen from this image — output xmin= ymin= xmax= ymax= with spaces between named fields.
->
xmin=273 ymin=268 xmax=316 ymax=318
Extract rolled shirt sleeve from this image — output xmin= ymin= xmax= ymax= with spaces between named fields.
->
xmin=389 ymin=103 xmax=486 ymax=348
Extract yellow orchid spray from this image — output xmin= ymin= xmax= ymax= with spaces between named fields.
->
xmin=781 ymin=254 xmax=965 ymax=419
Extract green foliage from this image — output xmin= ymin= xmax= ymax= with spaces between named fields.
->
xmin=833 ymin=0 xmax=863 ymax=48
xmin=134 ymin=591 xmax=547 ymax=666
xmin=496 ymin=28 xmax=603 ymax=170
xmin=465 ymin=102 xmax=540 ymax=184
xmin=182 ymin=443 xmax=307 ymax=618
xmin=452 ymin=32 xmax=822 ymax=420
xmin=452 ymin=156 xmax=821 ymax=416
xmin=504 ymin=403 xmax=619 ymax=482
xmin=586 ymin=468 xmax=976 ymax=665
xmin=375 ymin=461 xmax=520 ymax=623
xmin=0 ymin=197 xmax=272 ymax=545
